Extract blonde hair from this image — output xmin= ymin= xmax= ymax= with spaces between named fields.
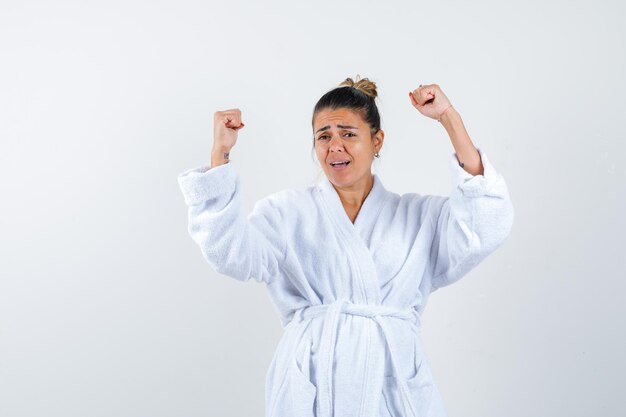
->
xmin=338 ymin=74 xmax=378 ymax=100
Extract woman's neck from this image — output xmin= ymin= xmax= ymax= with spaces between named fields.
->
xmin=332 ymin=174 xmax=374 ymax=212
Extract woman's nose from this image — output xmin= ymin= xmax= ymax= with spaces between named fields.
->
xmin=329 ymin=135 xmax=343 ymax=151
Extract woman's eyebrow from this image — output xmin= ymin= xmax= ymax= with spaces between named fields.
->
xmin=315 ymin=124 xmax=359 ymax=134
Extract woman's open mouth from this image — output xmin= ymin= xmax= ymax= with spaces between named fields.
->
xmin=330 ymin=160 xmax=350 ymax=170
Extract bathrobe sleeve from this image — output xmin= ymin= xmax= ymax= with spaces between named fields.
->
xmin=177 ymin=161 xmax=286 ymax=284
xmin=429 ymin=147 xmax=514 ymax=290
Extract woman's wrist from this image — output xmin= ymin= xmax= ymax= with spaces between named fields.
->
xmin=211 ymin=145 xmax=232 ymax=168
xmin=438 ymin=105 xmax=459 ymax=128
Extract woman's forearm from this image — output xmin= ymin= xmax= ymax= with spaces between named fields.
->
xmin=440 ymin=107 xmax=484 ymax=176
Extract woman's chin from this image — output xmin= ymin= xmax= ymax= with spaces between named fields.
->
xmin=326 ymin=171 xmax=353 ymax=188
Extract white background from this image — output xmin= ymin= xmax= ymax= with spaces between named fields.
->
xmin=1 ymin=0 xmax=624 ymax=416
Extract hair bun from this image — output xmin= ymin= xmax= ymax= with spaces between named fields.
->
xmin=338 ymin=74 xmax=378 ymax=100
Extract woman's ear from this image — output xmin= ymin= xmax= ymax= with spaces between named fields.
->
xmin=374 ymin=129 xmax=384 ymax=152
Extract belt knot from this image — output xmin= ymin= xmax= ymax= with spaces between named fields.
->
xmin=292 ymin=297 xmax=420 ymax=326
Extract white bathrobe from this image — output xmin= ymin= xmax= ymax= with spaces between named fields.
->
xmin=177 ymin=147 xmax=514 ymax=417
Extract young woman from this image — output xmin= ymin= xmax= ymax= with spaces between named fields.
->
xmin=177 ymin=76 xmax=514 ymax=417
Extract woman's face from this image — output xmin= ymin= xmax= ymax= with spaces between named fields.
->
xmin=313 ymin=107 xmax=384 ymax=189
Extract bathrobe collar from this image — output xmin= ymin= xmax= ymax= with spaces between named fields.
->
xmin=316 ymin=172 xmax=386 ymax=232
xmin=316 ymin=173 xmax=388 ymax=304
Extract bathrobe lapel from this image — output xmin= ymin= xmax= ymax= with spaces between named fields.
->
xmin=316 ymin=174 xmax=387 ymax=304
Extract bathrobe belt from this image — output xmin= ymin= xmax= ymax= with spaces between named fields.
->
xmin=294 ymin=297 xmax=423 ymax=417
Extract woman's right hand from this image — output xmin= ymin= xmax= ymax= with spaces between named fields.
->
xmin=213 ymin=108 xmax=245 ymax=151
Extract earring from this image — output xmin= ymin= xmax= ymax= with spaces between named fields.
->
xmin=374 ymin=152 xmax=380 ymax=158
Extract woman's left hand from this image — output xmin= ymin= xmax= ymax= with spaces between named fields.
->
xmin=409 ymin=84 xmax=454 ymax=121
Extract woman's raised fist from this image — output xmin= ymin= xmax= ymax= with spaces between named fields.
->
xmin=408 ymin=84 xmax=454 ymax=122
xmin=213 ymin=108 xmax=245 ymax=151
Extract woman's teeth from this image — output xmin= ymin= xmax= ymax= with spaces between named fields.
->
xmin=331 ymin=161 xmax=350 ymax=166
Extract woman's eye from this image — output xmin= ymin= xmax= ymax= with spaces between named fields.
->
xmin=317 ymin=132 xmax=355 ymax=140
